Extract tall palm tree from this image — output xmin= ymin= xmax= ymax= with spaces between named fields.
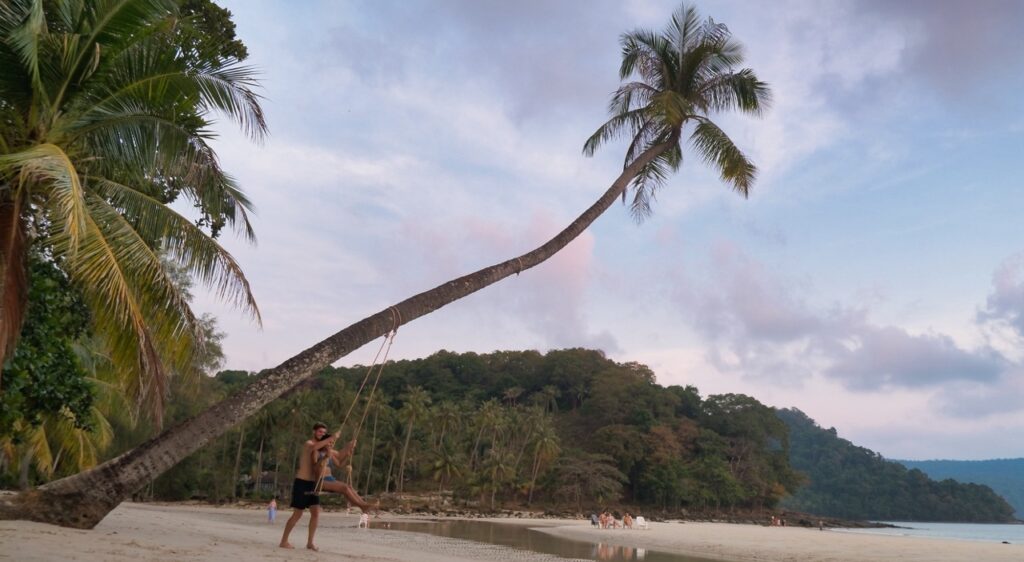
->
xmin=430 ymin=443 xmax=462 ymax=493
xmin=502 ymin=386 xmax=524 ymax=408
xmin=535 ymin=385 xmax=561 ymax=413
xmin=0 ymin=0 xmax=264 ymax=422
xmin=527 ymin=423 xmax=561 ymax=505
xmin=433 ymin=400 xmax=462 ymax=449
xmin=395 ymin=385 xmax=430 ymax=494
xmin=483 ymin=447 xmax=516 ymax=511
xmin=470 ymin=398 xmax=502 ymax=471
xmin=0 ymin=2 xmax=768 ymax=528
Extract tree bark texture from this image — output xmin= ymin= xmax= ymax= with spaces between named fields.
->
xmin=0 ymin=195 xmax=27 ymax=385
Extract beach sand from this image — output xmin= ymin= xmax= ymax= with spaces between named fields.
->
xmin=0 ymin=503 xmax=1020 ymax=562
xmin=528 ymin=517 xmax=1024 ymax=562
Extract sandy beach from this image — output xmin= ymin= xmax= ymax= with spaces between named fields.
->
xmin=1 ymin=503 xmax=1021 ymax=562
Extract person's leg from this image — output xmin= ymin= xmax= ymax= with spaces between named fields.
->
xmin=306 ymin=505 xmax=321 ymax=550
xmin=322 ymin=480 xmax=377 ymax=512
xmin=279 ymin=509 xmax=303 ymax=548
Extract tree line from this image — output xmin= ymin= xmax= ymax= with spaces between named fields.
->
xmin=8 ymin=345 xmax=1015 ymax=523
xmin=778 ymin=408 xmax=1016 ymax=522
xmin=95 ymin=348 xmax=802 ymax=513
xmin=898 ymin=458 xmax=1024 ymax=518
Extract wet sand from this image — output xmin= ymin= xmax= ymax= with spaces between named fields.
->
xmin=523 ymin=517 xmax=1023 ymax=562
xmin=1 ymin=503 xmax=1021 ymax=561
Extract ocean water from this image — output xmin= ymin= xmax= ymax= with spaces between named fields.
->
xmin=838 ymin=521 xmax=1024 ymax=543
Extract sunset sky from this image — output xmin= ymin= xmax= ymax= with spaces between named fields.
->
xmin=193 ymin=0 xmax=1024 ymax=461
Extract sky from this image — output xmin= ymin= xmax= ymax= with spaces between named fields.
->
xmin=192 ymin=0 xmax=1024 ymax=461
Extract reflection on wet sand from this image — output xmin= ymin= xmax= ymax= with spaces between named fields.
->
xmin=595 ymin=542 xmax=647 ymax=560
xmin=381 ymin=519 xmax=719 ymax=562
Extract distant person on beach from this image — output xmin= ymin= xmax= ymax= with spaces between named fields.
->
xmin=267 ymin=497 xmax=277 ymax=523
xmin=280 ymin=422 xmax=335 ymax=551
xmin=623 ymin=513 xmax=633 ymax=529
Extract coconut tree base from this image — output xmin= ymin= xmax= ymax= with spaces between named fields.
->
xmin=0 ymin=488 xmax=110 ymax=529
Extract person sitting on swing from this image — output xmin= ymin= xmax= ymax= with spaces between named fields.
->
xmin=312 ymin=429 xmax=376 ymax=512
xmin=279 ymin=422 xmax=375 ymax=551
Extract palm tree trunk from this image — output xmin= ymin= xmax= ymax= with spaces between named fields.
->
xmin=528 ymin=452 xmax=541 ymax=506
xmin=0 ymin=143 xmax=670 ymax=528
xmin=0 ymin=194 xmax=28 ymax=383
xmin=470 ymin=425 xmax=485 ymax=471
xmin=252 ymin=437 xmax=264 ymax=498
xmin=18 ymin=449 xmax=34 ymax=490
xmin=231 ymin=427 xmax=245 ymax=501
xmin=363 ymin=407 xmax=379 ymax=496
xmin=384 ymin=449 xmax=397 ymax=493
xmin=397 ymin=418 xmax=415 ymax=494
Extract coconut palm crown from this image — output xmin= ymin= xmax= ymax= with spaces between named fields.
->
xmin=583 ymin=3 xmax=770 ymax=219
xmin=0 ymin=0 xmax=265 ymax=423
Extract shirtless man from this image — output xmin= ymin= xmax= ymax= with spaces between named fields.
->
xmin=279 ymin=422 xmax=376 ymax=551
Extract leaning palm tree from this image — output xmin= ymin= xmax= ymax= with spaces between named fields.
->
xmin=0 ymin=0 xmax=264 ymax=423
xmin=0 ymin=2 xmax=768 ymax=528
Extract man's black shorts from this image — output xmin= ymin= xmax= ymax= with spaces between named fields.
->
xmin=290 ymin=478 xmax=320 ymax=509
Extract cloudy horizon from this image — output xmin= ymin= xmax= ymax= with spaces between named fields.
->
xmin=191 ymin=0 xmax=1024 ymax=461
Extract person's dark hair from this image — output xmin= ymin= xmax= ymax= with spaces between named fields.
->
xmin=312 ymin=422 xmax=328 ymax=431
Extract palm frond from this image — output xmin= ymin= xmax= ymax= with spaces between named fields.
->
xmin=6 ymin=0 xmax=47 ymax=102
xmin=627 ymin=131 xmax=679 ymax=222
xmin=49 ymin=195 xmax=201 ymax=425
xmin=0 ymin=143 xmax=87 ymax=251
xmin=69 ymin=39 xmax=266 ymax=144
xmin=71 ymin=109 xmax=257 ymax=241
xmin=619 ymin=29 xmax=668 ymax=86
xmin=582 ymin=108 xmax=647 ymax=157
xmin=689 ymin=119 xmax=756 ymax=196
xmin=190 ymin=63 xmax=267 ymax=142
xmin=50 ymin=0 xmax=179 ymax=110
xmin=88 ymin=175 xmax=260 ymax=322
xmin=25 ymin=423 xmax=54 ymax=478
xmin=665 ymin=3 xmax=702 ymax=56
xmin=608 ymin=81 xmax=657 ymax=116
xmin=697 ymin=68 xmax=770 ymax=116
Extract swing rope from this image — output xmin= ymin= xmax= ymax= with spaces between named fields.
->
xmin=311 ymin=308 xmax=401 ymax=495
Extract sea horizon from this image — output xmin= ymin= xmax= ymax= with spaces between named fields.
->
xmin=837 ymin=521 xmax=1024 ymax=544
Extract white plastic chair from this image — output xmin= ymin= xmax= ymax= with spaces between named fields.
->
xmin=635 ymin=516 xmax=649 ymax=530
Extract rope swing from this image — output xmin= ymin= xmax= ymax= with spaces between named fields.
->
xmin=310 ymin=307 xmax=401 ymax=496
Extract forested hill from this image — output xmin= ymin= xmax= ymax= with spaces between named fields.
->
xmin=124 ymin=348 xmax=1015 ymax=523
xmin=778 ymin=408 xmax=1016 ymax=522
xmin=896 ymin=459 xmax=1024 ymax=518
